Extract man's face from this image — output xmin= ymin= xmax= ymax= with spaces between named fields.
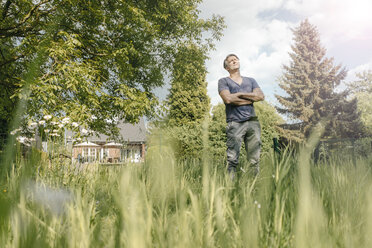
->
xmin=226 ymin=56 xmax=240 ymax=71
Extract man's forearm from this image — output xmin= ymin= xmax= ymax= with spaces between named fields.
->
xmin=225 ymin=93 xmax=252 ymax=105
xmin=238 ymin=92 xmax=264 ymax=102
xmin=219 ymin=90 xmax=253 ymax=105
xmin=233 ymin=98 xmax=253 ymax=106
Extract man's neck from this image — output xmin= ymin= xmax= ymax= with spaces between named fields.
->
xmin=229 ymin=70 xmax=241 ymax=79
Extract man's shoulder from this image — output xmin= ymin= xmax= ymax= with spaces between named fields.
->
xmin=242 ymin=76 xmax=256 ymax=81
xmin=218 ymin=76 xmax=229 ymax=81
xmin=218 ymin=77 xmax=230 ymax=85
xmin=218 ymin=77 xmax=230 ymax=93
xmin=243 ymin=76 xmax=259 ymax=86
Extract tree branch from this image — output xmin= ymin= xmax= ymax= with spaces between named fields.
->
xmin=20 ymin=0 xmax=51 ymax=25
xmin=0 ymin=0 xmax=51 ymax=32
xmin=0 ymin=47 xmax=6 ymax=60
xmin=1 ymin=0 xmax=12 ymax=20
xmin=0 ymin=54 xmax=25 ymax=67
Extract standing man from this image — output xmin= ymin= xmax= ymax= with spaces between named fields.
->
xmin=218 ymin=54 xmax=265 ymax=179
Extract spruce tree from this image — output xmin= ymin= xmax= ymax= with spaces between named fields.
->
xmin=167 ymin=43 xmax=210 ymax=126
xmin=275 ymin=19 xmax=362 ymax=141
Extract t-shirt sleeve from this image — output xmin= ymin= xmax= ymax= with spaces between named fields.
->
xmin=218 ymin=78 xmax=229 ymax=93
xmin=250 ymin=78 xmax=260 ymax=89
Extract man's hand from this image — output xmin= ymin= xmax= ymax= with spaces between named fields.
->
xmin=219 ymin=90 xmax=253 ymax=106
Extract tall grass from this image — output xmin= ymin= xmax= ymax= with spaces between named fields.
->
xmin=1 ymin=132 xmax=371 ymax=247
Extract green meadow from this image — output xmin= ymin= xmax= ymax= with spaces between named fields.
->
xmin=1 ymin=133 xmax=371 ymax=248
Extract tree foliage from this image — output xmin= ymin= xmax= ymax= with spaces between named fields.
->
xmin=275 ymin=19 xmax=363 ymax=141
xmin=0 ymin=0 xmax=224 ymax=135
xmin=347 ymin=70 xmax=372 ymax=135
xmin=166 ymin=43 xmax=210 ymax=126
xmin=161 ymin=42 xmax=211 ymax=159
xmin=255 ymin=101 xmax=285 ymax=153
xmin=208 ymin=103 xmax=227 ymax=159
xmin=163 ymin=123 xmax=207 ymax=160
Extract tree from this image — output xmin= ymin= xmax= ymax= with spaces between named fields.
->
xmin=0 ymin=82 xmax=14 ymax=135
xmin=347 ymin=70 xmax=372 ymax=135
xmin=255 ymin=101 xmax=285 ymax=153
xmin=162 ymin=43 xmax=211 ymax=159
xmin=166 ymin=43 xmax=210 ymax=126
xmin=0 ymin=0 xmax=224 ymax=136
xmin=208 ymin=104 xmax=227 ymax=159
xmin=275 ymin=19 xmax=362 ymax=141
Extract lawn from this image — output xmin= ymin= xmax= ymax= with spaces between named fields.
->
xmin=1 ymin=140 xmax=371 ymax=247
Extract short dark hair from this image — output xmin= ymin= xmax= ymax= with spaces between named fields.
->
xmin=223 ymin=54 xmax=239 ymax=69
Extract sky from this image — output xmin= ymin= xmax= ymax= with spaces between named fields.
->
xmin=196 ymin=0 xmax=372 ymax=107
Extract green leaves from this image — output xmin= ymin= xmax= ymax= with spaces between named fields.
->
xmin=1 ymin=0 xmax=224 ymax=136
xmin=347 ymin=70 xmax=372 ymax=135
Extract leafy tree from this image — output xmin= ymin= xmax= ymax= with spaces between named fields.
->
xmin=0 ymin=84 xmax=14 ymax=135
xmin=275 ymin=19 xmax=362 ymax=141
xmin=347 ymin=70 xmax=372 ymax=135
xmin=0 ymin=0 xmax=224 ymax=136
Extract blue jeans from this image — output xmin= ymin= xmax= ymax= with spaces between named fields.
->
xmin=226 ymin=120 xmax=261 ymax=175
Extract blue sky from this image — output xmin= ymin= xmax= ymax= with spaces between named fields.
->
xmin=198 ymin=0 xmax=372 ymax=107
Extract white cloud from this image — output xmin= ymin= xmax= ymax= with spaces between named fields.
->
xmin=284 ymin=0 xmax=372 ymax=43
xmin=335 ymin=60 xmax=372 ymax=92
xmin=200 ymin=0 xmax=372 ymax=107
xmin=202 ymin=6 xmax=294 ymax=105
xmin=346 ymin=60 xmax=372 ymax=82
xmin=200 ymin=0 xmax=285 ymax=18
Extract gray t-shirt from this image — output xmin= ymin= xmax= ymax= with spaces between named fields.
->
xmin=218 ymin=76 xmax=260 ymax=123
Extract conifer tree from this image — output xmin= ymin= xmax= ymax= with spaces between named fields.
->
xmin=167 ymin=43 xmax=210 ymax=126
xmin=275 ymin=19 xmax=362 ymax=141
xmin=163 ymin=43 xmax=211 ymax=159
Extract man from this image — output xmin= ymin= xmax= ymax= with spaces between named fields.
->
xmin=218 ymin=54 xmax=264 ymax=179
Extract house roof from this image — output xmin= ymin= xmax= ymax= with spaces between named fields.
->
xmin=87 ymin=118 xmax=147 ymax=143
xmin=103 ymin=142 xmax=123 ymax=147
xmin=74 ymin=141 xmax=100 ymax=147
xmin=67 ymin=118 xmax=147 ymax=144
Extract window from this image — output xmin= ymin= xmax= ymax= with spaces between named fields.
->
xmin=83 ymin=148 xmax=89 ymax=157
xmin=81 ymin=147 xmax=97 ymax=162
xmin=104 ymin=148 xmax=109 ymax=157
xmin=120 ymin=149 xmax=127 ymax=161
xmin=90 ymin=148 xmax=96 ymax=157
xmin=126 ymin=149 xmax=140 ymax=162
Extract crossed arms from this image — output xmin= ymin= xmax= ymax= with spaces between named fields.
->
xmin=219 ymin=88 xmax=265 ymax=106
